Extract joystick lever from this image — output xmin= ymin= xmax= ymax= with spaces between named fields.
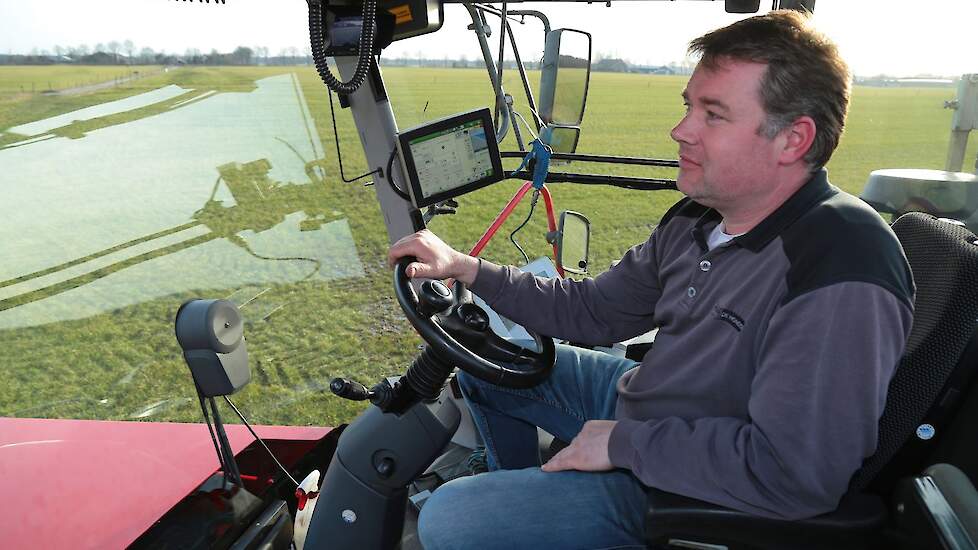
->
xmin=330 ymin=378 xmax=374 ymax=401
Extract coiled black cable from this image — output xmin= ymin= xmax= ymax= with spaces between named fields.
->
xmin=308 ymin=0 xmax=377 ymax=95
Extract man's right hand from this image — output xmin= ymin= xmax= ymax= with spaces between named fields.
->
xmin=388 ymin=229 xmax=481 ymax=285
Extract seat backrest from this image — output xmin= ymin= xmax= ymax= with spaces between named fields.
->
xmin=851 ymin=212 xmax=978 ymax=493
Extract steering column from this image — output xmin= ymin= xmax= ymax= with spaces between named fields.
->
xmin=304 ymin=258 xmax=555 ymax=549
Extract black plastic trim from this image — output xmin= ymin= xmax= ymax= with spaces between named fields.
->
xmin=501 ymin=150 xmax=679 ymax=167
xmin=914 ymin=476 xmax=977 ymax=550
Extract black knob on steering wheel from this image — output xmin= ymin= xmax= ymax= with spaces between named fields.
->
xmin=417 ymin=280 xmax=454 ymax=317
xmin=393 ymin=257 xmax=556 ymax=388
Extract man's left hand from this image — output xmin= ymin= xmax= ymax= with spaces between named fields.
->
xmin=541 ymin=420 xmax=616 ymax=473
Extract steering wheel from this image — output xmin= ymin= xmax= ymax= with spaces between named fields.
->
xmin=393 ymin=257 xmax=556 ymax=389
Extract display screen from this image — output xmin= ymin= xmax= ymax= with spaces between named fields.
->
xmin=398 ymin=108 xmax=503 ymax=208
xmin=409 ymin=120 xmax=491 ymax=197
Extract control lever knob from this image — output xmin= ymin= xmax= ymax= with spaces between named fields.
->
xmin=330 ymin=378 xmax=372 ymax=401
xmin=417 ymin=280 xmax=454 ymax=317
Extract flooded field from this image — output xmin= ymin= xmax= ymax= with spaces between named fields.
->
xmin=0 ymin=73 xmax=360 ymax=330
xmin=0 ymin=68 xmax=408 ymax=426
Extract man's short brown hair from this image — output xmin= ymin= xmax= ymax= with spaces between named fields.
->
xmin=689 ymin=10 xmax=851 ymax=169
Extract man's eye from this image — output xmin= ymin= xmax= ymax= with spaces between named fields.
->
xmin=706 ymin=111 xmax=723 ymax=121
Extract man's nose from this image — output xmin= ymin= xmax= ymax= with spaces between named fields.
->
xmin=671 ymin=114 xmax=696 ymax=145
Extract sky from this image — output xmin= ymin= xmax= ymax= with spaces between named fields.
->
xmin=1 ymin=0 xmax=976 ymax=77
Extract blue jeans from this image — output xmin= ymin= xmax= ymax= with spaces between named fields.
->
xmin=417 ymin=345 xmax=648 ymax=549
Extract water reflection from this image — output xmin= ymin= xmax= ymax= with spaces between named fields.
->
xmin=0 ymin=74 xmax=363 ymax=330
xmin=6 ymin=84 xmax=191 ymax=138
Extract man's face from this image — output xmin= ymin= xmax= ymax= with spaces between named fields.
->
xmin=671 ymin=59 xmax=784 ymax=212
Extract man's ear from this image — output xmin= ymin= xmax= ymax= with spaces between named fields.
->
xmin=779 ymin=115 xmax=816 ymax=165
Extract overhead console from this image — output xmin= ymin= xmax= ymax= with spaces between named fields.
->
xmin=321 ymin=0 xmax=444 ymax=56
xmin=397 ymin=108 xmax=504 ymax=208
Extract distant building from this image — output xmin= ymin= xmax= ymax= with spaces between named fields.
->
xmin=593 ymin=58 xmax=629 ymax=73
xmin=82 ymin=52 xmax=119 ymax=65
xmin=855 ymin=76 xmax=955 ymax=88
xmin=631 ymin=65 xmax=677 ymax=75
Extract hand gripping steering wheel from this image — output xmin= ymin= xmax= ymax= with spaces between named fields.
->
xmin=393 ymin=257 xmax=556 ymax=389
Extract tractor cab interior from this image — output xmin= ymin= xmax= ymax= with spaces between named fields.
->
xmin=291 ymin=2 xmax=978 ymax=546
xmin=3 ymin=1 xmax=978 ymax=549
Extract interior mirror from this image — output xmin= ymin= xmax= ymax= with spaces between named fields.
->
xmin=539 ymin=29 xmax=591 ymax=126
xmin=725 ymin=0 xmax=761 ymax=13
xmin=555 ymin=211 xmax=590 ymax=275
xmin=777 ymin=0 xmax=816 ymax=13
xmin=725 ymin=0 xmax=813 ymax=13
xmin=541 ymin=124 xmax=581 ymax=157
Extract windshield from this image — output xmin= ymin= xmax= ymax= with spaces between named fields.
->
xmin=2 ymin=1 xmax=977 ymax=430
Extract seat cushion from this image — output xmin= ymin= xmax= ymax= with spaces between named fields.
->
xmin=645 ymin=488 xmax=886 ymax=550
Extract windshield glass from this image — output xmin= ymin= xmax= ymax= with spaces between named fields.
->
xmin=0 ymin=3 xmax=422 ymax=427
xmin=2 ymin=0 xmax=977 ymax=429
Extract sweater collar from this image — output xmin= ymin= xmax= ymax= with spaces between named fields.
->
xmin=690 ymin=169 xmax=835 ymax=252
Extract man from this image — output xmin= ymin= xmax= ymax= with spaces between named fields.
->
xmin=390 ymin=10 xmax=914 ymax=549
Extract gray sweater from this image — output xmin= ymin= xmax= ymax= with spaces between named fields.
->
xmin=469 ymin=170 xmax=914 ymax=520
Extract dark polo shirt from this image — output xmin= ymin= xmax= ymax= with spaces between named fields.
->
xmin=470 ymin=169 xmax=914 ymax=519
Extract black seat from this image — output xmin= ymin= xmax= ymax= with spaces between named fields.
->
xmin=643 ymin=212 xmax=978 ymax=549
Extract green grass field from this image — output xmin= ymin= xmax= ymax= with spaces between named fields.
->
xmin=1 ymin=65 xmax=976 ymax=427
xmin=0 ymin=65 xmax=161 ymax=95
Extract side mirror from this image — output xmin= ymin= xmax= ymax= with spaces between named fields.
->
xmin=540 ymin=124 xmax=581 ymax=156
xmin=551 ymin=211 xmax=590 ymax=275
xmin=725 ymin=0 xmax=761 ymax=13
xmin=538 ymin=29 xmax=591 ymax=127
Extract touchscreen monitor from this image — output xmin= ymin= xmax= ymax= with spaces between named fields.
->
xmin=397 ymin=108 xmax=503 ymax=208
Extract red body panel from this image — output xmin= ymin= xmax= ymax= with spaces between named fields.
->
xmin=0 ymin=418 xmax=330 ymax=550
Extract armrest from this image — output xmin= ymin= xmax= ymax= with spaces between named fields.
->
xmin=645 ymin=488 xmax=887 ymax=550
xmin=923 ymin=463 xmax=978 ymax=545
xmin=891 ymin=464 xmax=978 ymax=550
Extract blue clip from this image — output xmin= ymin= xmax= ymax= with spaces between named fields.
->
xmin=510 ymin=139 xmax=552 ymax=190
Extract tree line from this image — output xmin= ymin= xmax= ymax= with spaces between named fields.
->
xmin=1 ymin=43 xmax=695 ymax=76
xmin=0 ymin=44 xmax=313 ymax=66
